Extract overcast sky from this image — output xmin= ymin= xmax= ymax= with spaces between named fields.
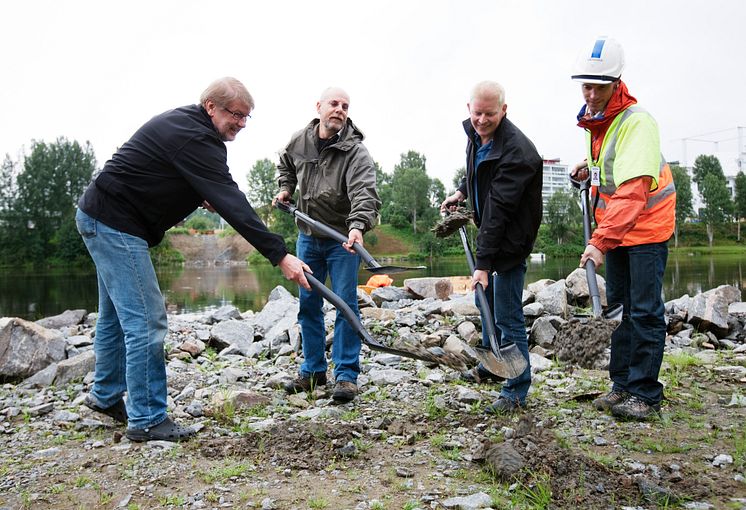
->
xmin=2 ymin=0 xmax=745 ymax=193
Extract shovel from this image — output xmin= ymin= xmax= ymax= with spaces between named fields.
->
xmin=574 ymin=177 xmax=623 ymax=321
xmin=456 ymin=224 xmax=528 ymax=379
xmin=303 ymin=271 xmax=470 ymax=372
xmin=275 ymin=201 xmax=426 ymax=274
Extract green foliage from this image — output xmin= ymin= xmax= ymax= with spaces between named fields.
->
xmin=246 ymin=158 xmax=278 ymax=224
xmin=533 ymin=224 xmax=584 ymax=257
xmin=692 ymin=154 xmax=725 ymax=187
xmin=699 ymin=172 xmax=733 ymax=247
xmin=184 ymin=213 xmax=217 ymax=231
xmin=451 ymin=166 xmax=466 ymax=192
xmin=0 ymin=138 xmax=96 ymax=266
xmin=149 ymin=236 xmax=184 ymax=266
xmin=545 ymin=189 xmax=582 ymax=244
xmin=671 ymin=163 xmax=695 ymax=247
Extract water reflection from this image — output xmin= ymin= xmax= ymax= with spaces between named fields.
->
xmin=1 ymin=252 xmax=743 ymax=320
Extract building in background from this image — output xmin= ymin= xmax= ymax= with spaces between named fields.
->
xmin=541 ymin=158 xmax=571 ymax=214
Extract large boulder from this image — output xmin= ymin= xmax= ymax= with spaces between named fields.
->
xmin=210 ymin=320 xmax=255 ymax=356
xmin=535 ymin=280 xmax=568 ymax=318
xmin=403 ymin=277 xmax=453 ymax=300
xmin=0 ymin=318 xmax=67 ymax=381
xmin=565 ymin=268 xmax=607 ymax=307
xmin=35 ymin=309 xmax=87 ymax=330
xmin=688 ymin=285 xmax=742 ymax=337
xmin=249 ymin=286 xmax=299 ymax=345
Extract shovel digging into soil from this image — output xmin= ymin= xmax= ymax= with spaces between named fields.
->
xmin=275 ymin=201 xmax=426 ymax=274
xmin=432 ymin=209 xmax=528 ymax=379
xmin=552 ymin=178 xmax=623 ymax=369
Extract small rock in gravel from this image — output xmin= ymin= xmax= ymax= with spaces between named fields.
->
xmin=484 ymin=442 xmax=524 ymax=480
xmin=712 ymin=454 xmax=733 ymax=467
xmin=441 ymin=491 xmax=493 ymax=509
xmin=396 ymin=467 xmax=414 ymax=478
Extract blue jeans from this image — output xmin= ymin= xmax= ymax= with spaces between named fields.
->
xmin=605 ymin=241 xmax=668 ymax=405
xmin=479 ymin=261 xmax=531 ymax=404
xmin=76 ymin=209 xmax=168 ymax=429
xmin=296 ymin=233 xmax=361 ymax=383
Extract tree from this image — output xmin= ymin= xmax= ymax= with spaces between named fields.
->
xmin=451 ymin=167 xmax=466 ymax=193
xmin=545 ymin=189 xmax=582 ymax=244
xmin=734 ymin=171 xmax=746 ymax=242
xmin=699 ymin=172 xmax=733 ymax=247
xmin=389 ymin=151 xmax=432 ymax=234
xmin=692 ymin=154 xmax=726 ymax=187
xmin=9 ymin=138 xmax=96 ymax=265
xmin=670 ymin=164 xmax=694 ymax=247
xmin=246 ymin=158 xmax=278 ymax=224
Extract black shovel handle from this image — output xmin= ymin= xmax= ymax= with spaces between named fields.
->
xmin=457 ymin=226 xmax=502 ymax=358
xmin=275 ymin=201 xmax=381 ymax=269
xmin=304 ymin=272 xmax=434 ymax=361
xmin=574 ymin=177 xmax=603 ymax=316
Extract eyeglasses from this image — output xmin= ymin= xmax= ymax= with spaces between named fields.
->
xmin=222 ymin=107 xmax=251 ymax=121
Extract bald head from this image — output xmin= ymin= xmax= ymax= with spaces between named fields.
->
xmin=317 ymin=86 xmax=351 ymax=139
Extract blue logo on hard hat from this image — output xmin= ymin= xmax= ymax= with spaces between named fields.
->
xmin=591 ymin=39 xmax=606 ymax=59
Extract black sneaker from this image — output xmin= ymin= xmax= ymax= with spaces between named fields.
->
xmin=485 ymin=396 xmax=521 ymax=415
xmin=611 ymin=395 xmax=661 ymax=421
xmin=592 ymin=390 xmax=630 ymax=411
xmin=125 ymin=416 xmax=195 ymax=442
xmin=332 ymin=381 xmax=358 ymax=403
xmin=84 ymin=394 xmax=128 ymax=424
xmin=283 ymin=372 xmax=327 ymax=394
xmin=461 ymin=365 xmax=504 ymax=384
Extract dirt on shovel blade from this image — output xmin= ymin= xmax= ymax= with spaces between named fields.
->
xmin=553 ymin=316 xmax=620 ymax=369
xmin=432 ymin=207 xmax=472 ymax=238
xmin=385 ymin=338 xmax=471 ymax=372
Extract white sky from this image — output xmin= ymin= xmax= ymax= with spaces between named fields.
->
xmin=2 ymin=0 xmax=745 ymax=193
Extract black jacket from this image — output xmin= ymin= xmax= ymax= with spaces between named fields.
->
xmin=457 ymin=116 xmax=543 ymax=272
xmin=78 ymin=104 xmax=287 ymax=265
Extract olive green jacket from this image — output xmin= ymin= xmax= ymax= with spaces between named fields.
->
xmin=277 ymin=118 xmax=380 ymax=237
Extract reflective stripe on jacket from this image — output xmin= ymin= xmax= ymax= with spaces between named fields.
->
xmin=586 ymin=106 xmax=676 ymax=247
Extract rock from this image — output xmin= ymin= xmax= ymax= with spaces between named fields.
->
xmin=535 ymin=280 xmax=568 ymax=318
xmin=20 ymin=363 xmax=58 ymax=388
xmin=371 ymin=286 xmax=413 ymax=306
xmin=529 ymin=352 xmax=553 ymax=373
xmin=566 ymin=268 xmax=607 ymax=306
xmin=361 ymin=308 xmax=396 ymax=321
xmin=54 ymin=350 xmax=96 ymax=386
xmin=404 ymin=277 xmax=453 ymax=300
xmin=441 ymin=491 xmax=493 ymax=509
xmin=688 ymin=285 xmax=741 ymax=337
xmin=357 ymin=288 xmax=376 ymax=309
xmin=0 ymin=318 xmax=66 ymax=380
xmin=179 ymin=338 xmax=206 ymax=357
xmin=249 ymin=292 xmax=299 ymax=346
xmin=713 ymin=365 xmax=746 ymax=379
xmin=712 ymin=454 xmax=733 ymax=467
xmin=35 ymin=309 xmax=87 ymax=329
xmin=210 ymin=320 xmax=254 ymax=355
xmin=66 ymin=335 xmax=92 ymax=347
xmin=211 ymin=390 xmax=270 ymax=411
xmin=210 ymin=305 xmax=242 ymax=322
xmin=530 ymin=316 xmax=558 ymax=348
xmin=485 ymin=442 xmax=524 ymax=480
xmin=523 ymin=302 xmax=544 ymax=318
xmin=455 ymin=386 xmax=482 ymax=404
xmin=526 ymin=279 xmax=555 ymax=295
xmin=367 ymin=368 xmax=410 ymax=385
xmin=445 ymin=298 xmax=480 ymax=317
xmin=456 ymin=321 xmax=477 ymax=343
xmin=728 ymin=301 xmax=746 ymax=315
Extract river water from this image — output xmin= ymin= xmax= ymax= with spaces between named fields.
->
xmin=1 ymin=252 xmax=744 ymax=320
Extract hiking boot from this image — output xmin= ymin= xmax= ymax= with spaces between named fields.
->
xmin=611 ymin=395 xmax=661 ymax=421
xmin=283 ymin=372 xmax=327 ymax=394
xmin=125 ymin=416 xmax=196 ymax=442
xmin=84 ymin=394 xmax=128 ymax=424
xmin=332 ymin=381 xmax=358 ymax=403
xmin=461 ymin=365 xmax=504 ymax=384
xmin=592 ymin=390 xmax=630 ymax=411
xmin=485 ymin=396 xmax=521 ymax=415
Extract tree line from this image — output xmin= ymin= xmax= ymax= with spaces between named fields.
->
xmin=1 ymin=137 xmax=745 ymax=268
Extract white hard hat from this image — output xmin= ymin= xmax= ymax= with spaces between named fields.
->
xmin=571 ymin=36 xmax=625 ymax=84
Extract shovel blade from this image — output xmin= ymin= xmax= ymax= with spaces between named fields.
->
xmin=473 ymin=344 xmax=527 ymax=380
xmin=363 ymin=265 xmax=427 ymax=274
xmin=603 ymin=302 xmax=623 ymax=322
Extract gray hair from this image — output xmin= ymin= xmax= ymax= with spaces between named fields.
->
xmin=470 ymin=81 xmax=506 ymax=106
xmin=200 ymin=77 xmax=254 ymax=110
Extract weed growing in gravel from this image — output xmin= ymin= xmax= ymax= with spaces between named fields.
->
xmin=199 ymin=461 xmax=253 ymax=483
xmin=126 ymin=504 xmax=140 ymax=510
xmin=425 ymin=388 xmax=447 ymax=419
xmin=733 ymin=429 xmax=746 ymax=469
xmin=341 ymin=409 xmax=360 ymax=421
xmin=430 ymin=432 xmax=446 ymax=448
xmin=49 ymin=484 xmax=66 ymax=494
xmin=308 ymin=496 xmax=329 ymax=509
xmin=441 ymin=445 xmax=462 ymax=461
xmin=20 ymin=491 xmax=31 ymax=509
xmin=98 ymin=489 xmax=114 ymax=506
xmin=158 ymin=494 xmax=185 ymax=506
xmin=369 ymin=500 xmax=386 ymax=510
xmin=663 ymin=352 xmax=700 ymax=389
xmin=74 ymin=475 xmax=94 ymax=488
xmin=352 ymin=437 xmax=372 ymax=453
xmin=402 ymin=501 xmax=419 ymax=510
xmin=510 ymin=470 xmax=552 ymax=509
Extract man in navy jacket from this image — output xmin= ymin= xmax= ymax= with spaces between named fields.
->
xmin=77 ymin=77 xmax=310 ymax=441
xmin=442 ymin=81 xmax=542 ymax=413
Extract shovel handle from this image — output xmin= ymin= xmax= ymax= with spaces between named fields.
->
xmin=577 ymin=181 xmax=604 ymax=317
xmin=275 ymin=201 xmax=380 ymax=268
xmin=457 ymin=226 xmax=502 ymax=357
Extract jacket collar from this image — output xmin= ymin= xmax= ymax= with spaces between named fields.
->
xmin=463 ymin=116 xmax=510 ymax=160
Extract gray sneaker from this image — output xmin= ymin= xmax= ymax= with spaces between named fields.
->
xmin=592 ymin=390 xmax=630 ymax=411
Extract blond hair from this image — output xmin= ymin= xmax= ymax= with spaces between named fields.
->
xmin=200 ymin=77 xmax=254 ymax=110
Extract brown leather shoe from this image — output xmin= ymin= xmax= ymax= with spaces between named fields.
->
xmin=283 ymin=372 xmax=327 ymax=394
xmin=332 ymin=381 xmax=358 ymax=403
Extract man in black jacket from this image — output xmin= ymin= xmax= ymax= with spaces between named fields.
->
xmin=441 ymin=81 xmax=543 ymax=413
xmin=76 ymin=77 xmax=310 ymax=441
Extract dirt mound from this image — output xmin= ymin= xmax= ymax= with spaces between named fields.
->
xmin=554 ymin=317 xmax=619 ymax=369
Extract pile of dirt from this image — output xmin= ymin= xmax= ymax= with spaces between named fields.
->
xmin=554 ymin=316 xmax=620 ymax=369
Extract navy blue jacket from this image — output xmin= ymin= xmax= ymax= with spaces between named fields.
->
xmin=457 ymin=116 xmax=543 ymax=272
xmin=78 ymin=104 xmax=287 ymax=265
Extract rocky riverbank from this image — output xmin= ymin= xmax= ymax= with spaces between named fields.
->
xmin=1 ymin=269 xmax=745 ymax=509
